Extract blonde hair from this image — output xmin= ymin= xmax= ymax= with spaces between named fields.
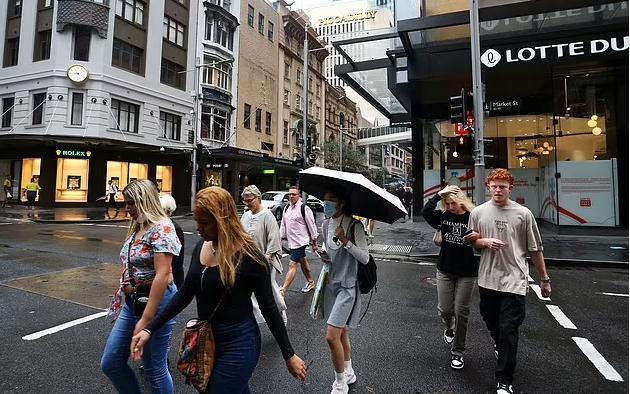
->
xmin=123 ymin=179 xmax=169 ymax=237
xmin=441 ymin=188 xmax=476 ymax=213
xmin=195 ymin=187 xmax=266 ymax=287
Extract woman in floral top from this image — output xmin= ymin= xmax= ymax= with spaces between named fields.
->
xmin=102 ymin=179 xmax=181 ymax=393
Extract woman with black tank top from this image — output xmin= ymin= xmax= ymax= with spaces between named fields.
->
xmin=130 ymin=186 xmax=307 ymax=393
xmin=422 ymin=185 xmax=479 ymax=371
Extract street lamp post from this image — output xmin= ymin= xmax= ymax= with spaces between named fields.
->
xmin=302 ymin=24 xmax=309 ymax=172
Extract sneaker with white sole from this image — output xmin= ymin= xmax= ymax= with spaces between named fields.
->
xmin=301 ymin=280 xmax=315 ymax=293
xmin=494 ymin=344 xmax=499 ymax=359
xmin=443 ymin=329 xmax=455 ymax=345
xmin=450 ymin=355 xmax=464 ymax=370
xmin=330 ymin=380 xmax=349 ymax=394
xmin=496 ymin=382 xmax=514 ymax=394
xmin=344 ymin=369 xmax=357 ymax=385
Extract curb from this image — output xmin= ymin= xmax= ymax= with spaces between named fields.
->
xmin=372 ymin=253 xmax=628 ymax=269
xmin=32 ymin=218 xmax=130 ymax=224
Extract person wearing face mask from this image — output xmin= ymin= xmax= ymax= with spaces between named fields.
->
xmin=421 ymin=184 xmax=478 ymax=371
xmin=320 ymin=187 xmax=369 ymax=394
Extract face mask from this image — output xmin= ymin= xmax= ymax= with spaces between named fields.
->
xmin=323 ymin=200 xmax=338 ymax=218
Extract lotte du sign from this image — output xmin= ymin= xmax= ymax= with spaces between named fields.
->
xmin=481 ymin=36 xmax=629 ymax=68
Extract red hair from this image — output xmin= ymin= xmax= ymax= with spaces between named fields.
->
xmin=486 ymin=168 xmax=514 ymax=186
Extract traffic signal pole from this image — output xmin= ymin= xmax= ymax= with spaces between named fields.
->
xmin=469 ymin=0 xmax=486 ymax=205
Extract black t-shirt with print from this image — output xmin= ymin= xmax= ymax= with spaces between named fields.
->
xmin=421 ymin=195 xmax=478 ymax=277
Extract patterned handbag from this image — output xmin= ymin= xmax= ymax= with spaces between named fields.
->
xmin=176 ymin=266 xmax=228 ymax=392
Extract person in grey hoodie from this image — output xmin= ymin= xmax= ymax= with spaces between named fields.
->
xmin=240 ymin=185 xmax=287 ymax=325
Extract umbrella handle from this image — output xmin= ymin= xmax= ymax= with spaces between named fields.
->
xmin=332 ymin=217 xmax=344 ymax=243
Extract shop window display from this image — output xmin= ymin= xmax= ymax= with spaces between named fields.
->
xmin=56 ymin=158 xmax=89 ymax=202
xmin=106 ymin=161 xmax=148 ymax=200
xmin=20 ymin=158 xmax=41 ymax=202
xmin=156 ymin=165 xmax=172 ymax=194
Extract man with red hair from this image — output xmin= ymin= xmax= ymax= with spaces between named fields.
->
xmin=464 ymin=168 xmax=551 ymax=394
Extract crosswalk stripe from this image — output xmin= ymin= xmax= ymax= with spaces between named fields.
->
xmin=22 ymin=311 xmax=107 ymax=341
xmin=546 ymin=305 xmax=577 ymax=330
xmin=572 ymin=337 xmax=624 ymax=382
xmin=529 ymin=284 xmax=551 ymax=301
xmin=596 ymin=292 xmax=629 ymax=297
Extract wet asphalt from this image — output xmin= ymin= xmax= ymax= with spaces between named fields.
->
xmin=0 ymin=217 xmax=627 ymax=393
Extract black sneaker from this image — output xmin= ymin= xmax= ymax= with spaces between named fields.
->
xmin=496 ymin=382 xmax=514 ymax=394
xmin=450 ymin=355 xmax=464 ymax=370
xmin=443 ymin=329 xmax=455 ymax=345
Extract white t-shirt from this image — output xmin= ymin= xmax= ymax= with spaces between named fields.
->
xmin=468 ymin=199 xmax=543 ymax=296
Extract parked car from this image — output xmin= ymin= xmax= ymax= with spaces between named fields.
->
xmin=305 ymin=195 xmax=324 ymax=212
xmin=260 ymin=191 xmax=291 ymax=221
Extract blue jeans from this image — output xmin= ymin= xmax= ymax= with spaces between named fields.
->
xmin=101 ymin=283 xmax=177 ymax=394
xmin=205 ymin=316 xmax=261 ymax=394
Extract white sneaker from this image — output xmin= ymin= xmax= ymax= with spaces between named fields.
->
xmin=344 ymin=369 xmax=357 ymax=385
xmin=330 ymin=380 xmax=349 ymax=394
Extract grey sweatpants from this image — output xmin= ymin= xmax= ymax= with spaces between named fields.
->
xmin=436 ymin=270 xmax=477 ymax=356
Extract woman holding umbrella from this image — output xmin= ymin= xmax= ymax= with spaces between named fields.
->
xmin=320 ymin=186 xmax=370 ymax=394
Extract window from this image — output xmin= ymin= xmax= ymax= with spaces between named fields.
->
xmin=283 ymin=121 xmax=288 ymax=144
xmin=115 ymin=0 xmax=144 ymax=25
xmin=247 ymin=5 xmax=254 ymax=27
xmin=44 ymin=0 xmax=53 ymax=7
xmin=316 ymin=106 xmax=320 ymax=120
xmin=70 ymin=92 xmax=84 ymax=126
xmin=205 ymin=18 xmax=213 ymax=40
xmin=258 ymin=14 xmax=264 ymax=35
xmin=73 ymin=27 xmax=90 ymax=61
xmin=214 ymin=19 xmax=232 ymax=50
xmin=284 ymin=62 xmax=291 ymax=80
xmin=201 ymin=106 xmax=228 ymax=141
xmin=163 ymin=16 xmax=186 ymax=47
xmin=111 ymin=98 xmax=139 ymax=133
xmin=295 ymin=94 xmax=301 ymax=109
xmin=265 ymin=111 xmax=272 ymax=135
xmin=201 ymin=56 xmax=232 ymax=91
xmin=112 ymin=38 xmax=142 ymax=74
xmin=207 ymin=0 xmax=230 ymax=10
xmin=255 ymin=109 xmax=262 ymax=132
xmin=4 ymin=38 xmax=19 ymax=67
xmin=261 ymin=142 xmax=273 ymax=151
xmin=243 ymin=104 xmax=251 ymax=129
xmin=159 ymin=111 xmax=181 ymax=140
xmin=296 ymin=68 xmax=302 ymax=85
xmin=316 ymin=83 xmax=321 ymax=98
xmin=267 ymin=21 xmax=274 ymax=41
xmin=32 ymin=93 xmax=46 ymax=125
xmin=160 ymin=59 xmax=185 ymax=90
xmin=283 ymin=90 xmax=290 ymax=106
xmin=11 ymin=0 xmax=22 ymax=16
xmin=2 ymin=97 xmax=14 ymax=128
xmin=308 ymin=77 xmax=313 ymax=92
xmin=34 ymin=30 xmax=51 ymax=61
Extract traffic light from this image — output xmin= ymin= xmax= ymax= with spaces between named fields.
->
xmin=450 ymin=89 xmax=473 ymax=125
xmin=455 ymin=134 xmax=473 ymax=157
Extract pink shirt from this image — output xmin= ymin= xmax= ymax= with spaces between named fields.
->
xmin=279 ymin=200 xmax=319 ymax=249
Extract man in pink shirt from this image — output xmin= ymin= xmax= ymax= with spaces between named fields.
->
xmin=280 ymin=185 xmax=319 ymax=295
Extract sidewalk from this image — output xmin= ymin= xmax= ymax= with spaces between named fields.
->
xmin=0 ymin=205 xmax=192 ymax=223
xmin=369 ymin=218 xmax=628 ymax=267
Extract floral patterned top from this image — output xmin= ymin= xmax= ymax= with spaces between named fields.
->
xmin=120 ymin=220 xmax=182 ymax=288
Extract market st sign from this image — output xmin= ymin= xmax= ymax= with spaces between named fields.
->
xmin=481 ymin=36 xmax=629 ymax=68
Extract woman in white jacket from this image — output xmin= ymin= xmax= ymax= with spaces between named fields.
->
xmin=240 ymin=185 xmax=287 ymax=325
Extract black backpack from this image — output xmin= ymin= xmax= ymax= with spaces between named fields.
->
xmin=349 ymin=221 xmax=377 ymax=294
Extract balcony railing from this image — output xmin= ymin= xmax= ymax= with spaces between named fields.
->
xmin=57 ymin=0 xmax=110 ymax=38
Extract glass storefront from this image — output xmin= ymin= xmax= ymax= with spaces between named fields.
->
xmin=20 ymin=158 xmax=41 ymax=202
xmin=56 ymin=158 xmax=89 ymax=202
xmin=156 ymin=165 xmax=173 ymax=194
xmin=106 ymin=161 xmax=149 ymax=200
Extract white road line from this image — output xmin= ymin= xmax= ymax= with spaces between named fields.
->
xmin=572 ymin=337 xmax=624 ymax=382
xmin=281 ymin=254 xmax=289 ymax=258
xmin=22 ymin=311 xmax=107 ymax=341
xmin=183 ymin=231 xmax=195 ymax=235
xmin=546 ymin=305 xmax=577 ymax=330
xmin=596 ymin=292 xmax=629 ymax=297
xmin=529 ymin=284 xmax=551 ymax=301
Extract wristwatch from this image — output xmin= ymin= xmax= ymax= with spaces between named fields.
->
xmin=540 ymin=277 xmax=551 ymax=284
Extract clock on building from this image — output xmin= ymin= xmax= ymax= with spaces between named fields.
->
xmin=67 ymin=64 xmax=89 ymax=84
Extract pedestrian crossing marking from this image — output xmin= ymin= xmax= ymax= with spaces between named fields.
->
xmin=369 ymin=244 xmax=412 ymax=254
xmin=572 ymin=337 xmax=624 ymax=382
xmin=546 ymin=305 xmax=577 ymax=330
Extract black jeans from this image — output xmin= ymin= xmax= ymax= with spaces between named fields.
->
xmin=479 ymin=286 xmax=526 ymax=385
xmin=107 ymin=193 xmax=118 ymax=210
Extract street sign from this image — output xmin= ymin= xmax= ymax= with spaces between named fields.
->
xmin=483 ymin=99 xmax=523 ymax=113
